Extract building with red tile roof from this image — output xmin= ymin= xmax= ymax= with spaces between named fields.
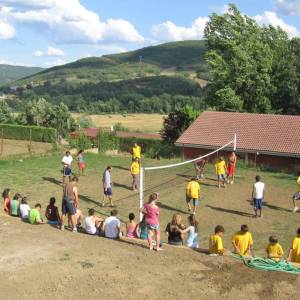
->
xmin=176 ymin=111 xmax=300 ymax=170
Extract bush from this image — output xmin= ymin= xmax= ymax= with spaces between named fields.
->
xmin=117 ymin=136 xmax=180 ymax=159
xmin=98 ymin=131 xmax=119 ymax=153
xmin=0 ymin=124 xmax=56 ymax=143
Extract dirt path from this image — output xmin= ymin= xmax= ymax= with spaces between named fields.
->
xmin=0 ymin=214 xmax=299 ymax=300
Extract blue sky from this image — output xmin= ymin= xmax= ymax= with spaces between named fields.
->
xmin=0 ymin=0 xmax=300 ymax=67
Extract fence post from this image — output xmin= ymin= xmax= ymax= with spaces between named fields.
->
xmin=29 ymin=129 xmax=32 ymax=156
xmin=139 ymin=167 xmax=144 ymax=221
xmin=0 ymin=128 xmax=3 ymax=155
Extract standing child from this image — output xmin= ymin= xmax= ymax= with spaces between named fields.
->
xmin=45 ymin=197 xmax=61 ymax=226
xmin=77 ymin=149 xmax=86 ymax=176
xmin=287 ymin=228 xmax=300 ymax=264
xmin=140 ymin=193 xmax=162 ymax=251
xmin=61 ymin=151 xmax=73 ymax=184
xmin=252 ymin=175 xmax=265 ymax=218
xmin=102 ymin=166 xmax=113 ymax=207
xmin=215 ymin=157 xmax=227 ymax=188
xmin=2 ymin=188 xmax=11 ymax=215
xmin=10 ymin=193 xmax=21 ymax=217
xmin=126 ymin=213 xmax=139 ymax=238
xmin=292 ymin=172 xmax=300 ymax=213
xmin=19 ymin=197 xmax=31 ymax=221
xmin=266 ymin=236 xmax=284 ymax=262
xmin=232 ymin=224 xmax=253 ymax=256
xmin=131 ymin=143 xmax=141 ymax=161
xmin=182 ymin=215 xmax=199 ymax=248
xmin=209 ymin=225 xmax=226 ymax=255
xmin=227 ymin=152 xmax=237 ymax=184
xmin=185 ymin=178 xmax=200 ymax=214
xmin=195 ymin=159 xmax=207 ymax=180
xmin=130 ymin=158 xmax=140 ymax=191
xmin=139 ymin=215 xmax=148 ymax=240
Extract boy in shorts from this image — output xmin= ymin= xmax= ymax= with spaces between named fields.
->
xmin=252 ymin=175 xmax=265 ymax=218
xmin=215 ymin=157 xmax=227 ymax=188
xmin=186 ymin=178 xmax=200 ymax=214
xmin=61 ymin=151 xmax=73 ymax=184
xmin=102 ymin=166 xmax=113 ymax=207
xmin=292 ymin=172 xmax=300 ymax=213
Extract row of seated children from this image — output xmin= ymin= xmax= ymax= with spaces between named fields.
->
xmin=209 ymin=224 xmax=300 ymax=264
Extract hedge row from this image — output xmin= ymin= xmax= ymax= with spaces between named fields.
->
xmin=0 ymin=124 xmax=57 ymax=143
xmin=117 ymin=136 xmax=180 ymax=159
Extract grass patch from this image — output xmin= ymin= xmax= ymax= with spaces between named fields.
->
xmin=79 ymin=260 xmax=94 ymax=269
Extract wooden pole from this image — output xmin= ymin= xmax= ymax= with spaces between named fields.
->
xmin=0 ymin=128 xmax=3 ymax=155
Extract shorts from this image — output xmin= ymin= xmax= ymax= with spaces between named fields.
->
xmin=186 ymin=196 xmax=199 ymax=206
xmin=48 ymin=220 xmax=60 ymax=225
xmin=218 ymin=174 xmax=226 ymax=181
xmin=78 ymin=162 xmax=86 ymax=170
xmin=104 ymin=187 xmax=112 ymax=196
xmin=63 ymin=167 xmax=72 ymax=176
xmin=227 ymin=163 xmax=235 ymax=176
xmin=292 ymin=191 xmax=300 ymax=200
xmin=62 ymin=198 xmax=76 ymax=215
xmin=253 ymin=198 xmax=263 ymax=210
xmin=147 ymin=224 xmax=159 ymax=230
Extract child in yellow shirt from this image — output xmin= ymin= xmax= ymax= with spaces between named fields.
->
xmin=209 ymin=225 xmax=226 ymax=255
xmin=287 ymin=228 xmax=300 ymax=264
xmin=232 ymin=224 xmax=253 ymax=256
xmin=292 ymin=172 xmax=300 ymax=213
xmin=215 ymin=157 xmax=227 ymax=188
xmin=130 ymin=158 xmax=140 ymax=191
xmin=266 ymin=236 xmax=284 ymax=262
xmin=186 ymin=178 xmax=201 ymax=214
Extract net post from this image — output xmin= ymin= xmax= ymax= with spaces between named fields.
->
xmin=139 ymin=167 xmax=144 ymax=221
xmin=233 ymin=133 xmax=237 ymax=151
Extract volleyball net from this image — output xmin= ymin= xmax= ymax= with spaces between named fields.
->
xmin=139 ymin=134 xmax=237 ymax=220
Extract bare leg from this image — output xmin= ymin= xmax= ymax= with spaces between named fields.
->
xmin=147 ymin=229 xmax=153 ymax=250
xmin=155 ymin=230 xmax=162 ymax=251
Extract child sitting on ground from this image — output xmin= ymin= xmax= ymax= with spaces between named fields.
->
xmin=84 ymin=208 xmax=104 ymax=235
xmin=28 ymin=203 xmax=46 ymax=225
xmin=287 ymin=228 xmax=300 ymax=264
xmin=126 ymin=213 xmax=139 ymax=238
xmin=232 ymin=224 xmax=254 ymax=256
xmin=2 ymin=188 xmax=11 ymax=215
xmin=266 ymin=236 xmax=284 ymax=262
xmin=45 ymin=197 xmax=60 ymax=226
xmin=103 ymin=209 xmax=121 ymax=239
xmin=209 ymin=225 xmax=226 ymax=255
xmin=10 ymin=193 xmax=21 ymax=217
xmin=181 ymin=214 xmax=199 ymax=248
xmin=19 ymin=197 xmax=30 ymax=221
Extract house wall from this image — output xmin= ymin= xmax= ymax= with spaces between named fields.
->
xmin=182 ymin=147 xmax=300 ymax=171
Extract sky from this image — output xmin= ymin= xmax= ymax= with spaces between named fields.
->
xmin=0 ymin=0 xmax=300 ymax=67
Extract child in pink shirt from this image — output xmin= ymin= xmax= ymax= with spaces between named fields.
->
xmin=140 ymin=192 xmax=162 ymax=251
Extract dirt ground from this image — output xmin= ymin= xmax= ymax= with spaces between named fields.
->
xmin=0 ymin=139 xmax=53 ymax=157
xmin=0 ymin=153 xmax=300 ymax=299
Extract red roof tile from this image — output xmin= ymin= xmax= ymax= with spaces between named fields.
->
xmin=176 ymin=111 xmax=300 ymax=156
xmin=71 ymin=128 xmax=100 ymax=139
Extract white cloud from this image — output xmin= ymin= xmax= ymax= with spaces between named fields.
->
xmin=0 ymin=0 xmax=144 ymax=43
xmin=152 ymin=17 xmax=209 ymax=42
xmin=253 ymin=11 xmax=300 ymax=38
xmin=0 ymin=58 xmax=35 ymax=66
xmin=0 ymin=18 xmax=15 ymax=39
xmin=95 ymin=44 xmax=127 ymax=54
xmin=33 ymin=46 xmax=65 ymax=57
xmin=273 ymin=0 xmax=300 ymax=16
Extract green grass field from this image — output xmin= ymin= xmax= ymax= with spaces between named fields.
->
xmin=0 ymin=153 xmax=298 ymax=257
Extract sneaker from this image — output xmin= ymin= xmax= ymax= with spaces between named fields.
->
xmin=72 ymin=227 xmax=77 ymax=233
xmin=60 ymin=225 xmax=65 ymax=231
xmin=293 ymin=206 xmax=299 ymax=213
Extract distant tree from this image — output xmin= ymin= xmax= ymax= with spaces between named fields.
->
xmin=0 ymin=101 xmax=13 ymax=124
xmin=161 ymin=106 xmax=200 ymax=144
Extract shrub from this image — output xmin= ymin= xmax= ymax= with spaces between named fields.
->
xmin=98 ymin=131 xmax=119 ymax=153
xmin=0 ymin=124 xmax=56 ymax=143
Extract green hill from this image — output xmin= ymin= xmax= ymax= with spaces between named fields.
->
xmin=0 ymin=64 xmax=44 ymax=85
xmin=6 ymin=41 xmax=208 ymax=114
xmin=19 ymin=40 xmax=207 ymax=85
